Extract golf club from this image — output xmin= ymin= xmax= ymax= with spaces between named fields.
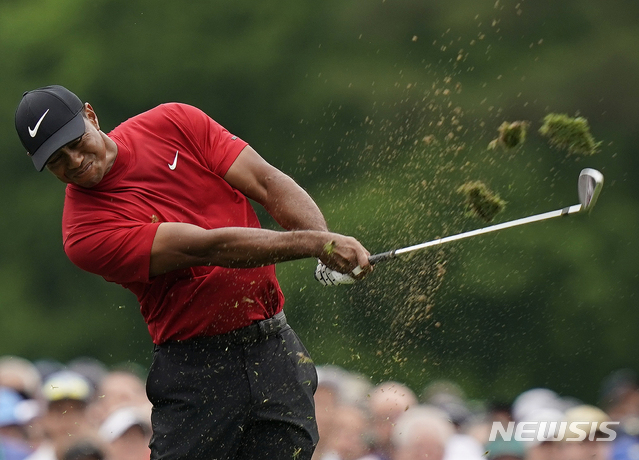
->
xmin=368 ymin=168 xmax=604 ymax=265
xmin=315 ymin=168 xmax=603 ymax=285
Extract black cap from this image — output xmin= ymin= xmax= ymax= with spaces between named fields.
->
xmin=15 ymin=85 xmax=86 ymax=171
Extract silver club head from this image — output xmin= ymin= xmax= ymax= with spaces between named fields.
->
xmin=578 ymin=168 xmax=604 ymax=212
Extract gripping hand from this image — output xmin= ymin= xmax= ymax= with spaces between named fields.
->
xmin=314 ymin=260 xmax=357 ymax=286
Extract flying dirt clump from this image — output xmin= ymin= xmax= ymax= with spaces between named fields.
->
xmin=538 ymin=113 xmax=601 ymax=155
xmin=388 ymin=249 xmax=447 ymax=349
xmin=488 ymin=120 xmax=529 ymax=150
xmin=457 ymin=181 xmax=506 ymax=223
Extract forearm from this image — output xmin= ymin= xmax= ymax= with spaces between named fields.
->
xmin=150 ymin=223 xmax=330 ymax=277
xmin=260 ymin=173 xmax=328 ymax=232
xmin=163 ymin=145 xmax=372 ymax=278
xmin=223 ymin=146 xmax=328 ymax=232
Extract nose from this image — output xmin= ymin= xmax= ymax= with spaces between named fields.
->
xmin=61 ymin=147 xmax=84 ymax=169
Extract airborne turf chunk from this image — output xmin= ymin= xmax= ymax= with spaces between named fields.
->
xmin=458 ymin=181 xmax=506 ymax=223
xmin=488 ymin=120 xmax=529 ymax=150
xmin=539 ymin=113 xmax=600 ymax=156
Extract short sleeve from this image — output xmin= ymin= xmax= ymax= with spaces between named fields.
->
xmin=64 ymin=221 xmax=161 ymax=284
xmin=163 ymin=103 xmax=248 ymax=177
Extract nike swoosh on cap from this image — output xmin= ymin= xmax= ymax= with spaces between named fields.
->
xmin=28 ymin=109 xmax=50 ymax=138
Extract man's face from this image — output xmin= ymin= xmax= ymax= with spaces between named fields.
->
xmin=43 ymin=399 xmax=89 ymax=440
xmin=45 ymin=107 xmax=113 ymax=188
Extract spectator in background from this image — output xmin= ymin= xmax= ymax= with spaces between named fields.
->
xmin=358 ymin=381 xmax=418 ymax=460
xmin=312 ymin=379 xmax=339 ymax=460
xmin=61 ymin=440 xmax=106 ymax=460
xmin=31 ymin=362 xmax=65 ymax=386
xmin=390 ymin=405 xmax=454 ymax=460
xmin=558 ymin=404 xmax=612 ymax=460
xmin=0 ymin=387 xmax=30 ymax=443
xmin=484 ymin=438 xmax=526 ymax=460
xmin=314 ymin=365 xmax=373 ymax=410
xmin=510 ymin=388 xmax=567 ymax=460
xmin=88 ymin=370 xmax=151 ymax=429
xmin=98 ymin=407 xmax=151 ymax=460
xmin=517 ymin=407 xmax=564 ymax=460
xmin=25 ymin=371 xmax=95 ymax=460
xmin=599 ymin=369 xmax=639 ymax=460
xmin=7 ymin=355 xmax=638 ymax=460
xmin=67 ymin=358 xmax=109 ymax=395
xmin=0 ymin=357 xmax=45 ymax=451
xmin=322 ymin=404 xmax=370 ymax=460
xmin=420 ymin=380 xmax=470 ymax=427
xmin=0 ymin=387 xmax=33 ymax=460
xmin=0 ymin=357 xmax=42 ymax=401
xmin=313 ymin=366 xmax=373 ymax=460
xmin=486 ymin=401 xmax=514 ymax=438
xmin=420 ymin=380 xmax=485 ymax=460
xmin=600 ymin=369 xmax=639 ymax=425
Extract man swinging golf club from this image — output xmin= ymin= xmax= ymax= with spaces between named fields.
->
xmin=14 ymin=85 xmax=372 ymax=460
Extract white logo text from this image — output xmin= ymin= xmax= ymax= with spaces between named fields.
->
xmin=488 ymin=421 xmax=619 ymax=442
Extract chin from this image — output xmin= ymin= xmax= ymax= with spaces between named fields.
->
xmin=73 ymin=174 xmax=101 ymax=188
xmin=73 ymin=168 xmax=104 ymax=188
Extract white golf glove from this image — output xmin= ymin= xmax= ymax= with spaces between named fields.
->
xmin=314 ymin=260 xmax=360 ymax=286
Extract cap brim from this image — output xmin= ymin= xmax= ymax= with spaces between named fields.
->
xmin=99 ymin=407 xmax=151 ymax=442
xmin=31 ymin=112 xmax=86 ymax=172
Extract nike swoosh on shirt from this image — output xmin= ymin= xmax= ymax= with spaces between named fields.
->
xmin=168 ymin=151 xmax=179 ymax=170
xmin=28 ymin=109 xmax=50 ymax=138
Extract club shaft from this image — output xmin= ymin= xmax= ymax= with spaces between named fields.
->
xmin=370 ymin=204 xmax=582 ymax=264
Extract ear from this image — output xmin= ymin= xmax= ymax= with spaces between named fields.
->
xmin=84 ymin=103 xmax=100 ymax=131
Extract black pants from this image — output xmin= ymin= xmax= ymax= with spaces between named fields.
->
xmin=146 ymin=320 xmax=319 ymax=460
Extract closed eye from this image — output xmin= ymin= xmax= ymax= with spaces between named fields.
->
xmin=47 ymin=152 xmax=63 ymax=166
xmin=67 ymin=134 xmax=85 ymax=148
xmin=46 ymin=134 xmax=85 ymax=167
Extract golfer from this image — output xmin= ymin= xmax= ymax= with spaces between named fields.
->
xmin=15 ymin=85 xmax=372 ymax=460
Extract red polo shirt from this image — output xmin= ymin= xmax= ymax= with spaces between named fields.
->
xmin=62 ymin=103 xmax=284 ymax=344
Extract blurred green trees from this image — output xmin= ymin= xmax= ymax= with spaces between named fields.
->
xmin=1 ymin=0 xmax=638 ymax=405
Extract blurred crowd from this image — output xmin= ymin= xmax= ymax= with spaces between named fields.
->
xmin=0 ymin=356 xmax=151 ymax=460
xmin=312 ymin=365 xmax=639 ymax=460
xmin=2 ymin=354 xmax=639 ymax=460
